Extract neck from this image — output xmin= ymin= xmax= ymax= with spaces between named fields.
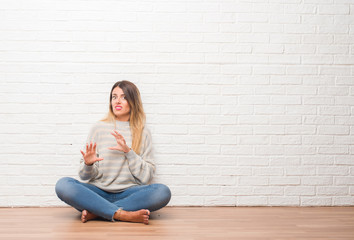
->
xmin=115 ymin=117 xmax=130 ymax=122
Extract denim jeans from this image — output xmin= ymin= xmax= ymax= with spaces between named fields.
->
xmin=55 ymin=177 xmax=171 ymax=221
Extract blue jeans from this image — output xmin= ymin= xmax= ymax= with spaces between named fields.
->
xmin=55 ymin=177 xmax=171 ymax=221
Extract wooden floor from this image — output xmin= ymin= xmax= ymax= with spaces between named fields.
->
xmin=0 ymin=207 xmax=353 ymax=240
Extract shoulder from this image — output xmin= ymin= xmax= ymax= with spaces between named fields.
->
xmin=95 ymin=120 xmax=112 ymax=128
xmin=142 ymin=125 xmax=152 ymax=141
xmin=143 ymin=125 xmax=152 ymax=135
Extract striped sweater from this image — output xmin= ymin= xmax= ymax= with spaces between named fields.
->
xmin=78 ymin=120 xmax=155 ymax=193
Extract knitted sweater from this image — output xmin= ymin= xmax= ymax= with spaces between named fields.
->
xmin=78 ymin=120 xmax=155 ymax=193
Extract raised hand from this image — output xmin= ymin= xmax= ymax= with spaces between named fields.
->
xmin=80 ymin=142 xmax=104 ymax=166
xmin=108 ymin=130 xmax=130 ymax=153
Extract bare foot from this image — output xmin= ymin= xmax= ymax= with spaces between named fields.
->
xmin=115 ymin=209 xmax=150 ymax=224
xmin=81 ymin=210 xmax=98 ymax=223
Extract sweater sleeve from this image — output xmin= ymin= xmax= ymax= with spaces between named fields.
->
xmin=125 ymin=128 xmax=155 ymax=185
xmin=78 ymin=124 xmax=99 ymax=181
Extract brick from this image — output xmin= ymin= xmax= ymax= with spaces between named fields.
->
xmin=254 ymin=125 xmax=285 ymax=135
xmin=285 ymin=45 xmax=316 ymax=54
xmin=268 ymin=196 xmax=300 ymax=206
xmin=303 ymin=116 xmax=334 ymax=125
xmin=206 ymin=157 xmax=236 ymax=166
xmin=205 ymin=176 xmax=236 ymax=185
xmin=271 ymin=76 xmax=301 ymax=85
xmin=221 ymin=125 xmax=253 ymax=135
xmin=254 ymin=186 xmax=284 ymax=196
xmin=237 ymin=196 xmax=268 ymax=206
xmin=335 ymin=116 xmax=354 ymax=125
xmin=220 ymin=23 xmax=251 ymax=33
xmin=333 ymin=197 xmax=354 ymax=206
xmin=206 ymin=135 xmax=236 ymax=145
xmin=318 ymin=147 xmax=349 ymax=155
xmin=269 ymin=55 xmax=301 ymax=64
xmin=237 ymin=55 xmax=268 ymax=64
xmin=270 ymin=115 xmax=302 ymax=124
xmin=204 ymin=13 xmax=234 ymax=23
xmin=238 ymin=33 xmax=269 ymax=43
xmin=254 ymin=167 xmax=283 ymax=176
xmin=270 ymin=34 xmax=301 ymax=44
xmin=317 ymin=187 xmax=348 ymax=196
xmin=318 ymin=45 xmax=349 ymax=54
xmin=221 ymin=167 xmax=252 ymax=176
xmin=204 ymin=196 xmax=236 ymax=206
xmin=221 ymin=186 xmax=253 ymax=196
xmin=302 ymin=136 xmax=334 ymax=145
xmin=301 ymin=197 xmax=332 ymax=206
xmin=285 ymin=25 xmax=316 ymax=34
xmin=334 ymin=177 xmax=354 ymax=186
xmin=188 ymin=166 xmax=219 ymax=176
xmin=270 ymin=177 xmax=300 ymax=185
xmin=319 ymin=25 xmax=348 ymax=34
xmin=239 ymin=116 xmax=269 ymax=125
xmin=318 ymin=125 xmax=349 ymax=135
xmin=285 ymin=186 xmax=315 ymax=196
xmin=302 ymin=177 xmax=333 ymax=186
xmin=270 ymin=15 xmax=300 ymax=24
xmin=286 ymin=167 xmax=316 ymax=176
xmin=221 ymin=145 xmax=253 ymax=155
xmin=188 ymin=144 xmax=220 ymax=155
xmin=239 ymin=176 xmax=269 ymax=186
xmin=238 ymin=13 xmax=269 ymax=23
xmin=286 ymin=66 xmax=318 ymax=75
xmin=318 ymin=166 xmax=349 ymax=176
xmin=270 ymin=157 xmax=300 ymax=166
xmin=335 ymin=156 xmax=354 ymax=165
xmin=284 ymin=4 xmax=316 ymax=14
xmin=270 ymin=96 xmax=301 ymax=105
xmin=271 ymin=135 xmax=302 ymax=145
xmin=238 ymin=135 xmax=269 ymax=145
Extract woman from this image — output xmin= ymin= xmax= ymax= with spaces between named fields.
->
xmin=55 ymin=81 xmax=171 ymax=224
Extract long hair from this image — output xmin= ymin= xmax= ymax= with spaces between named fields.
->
xmin=101 ymin=81 xmax=146 ymax=154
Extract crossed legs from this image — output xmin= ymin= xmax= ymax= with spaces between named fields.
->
xmin=55 ymin=177 xmax=171 ymax=224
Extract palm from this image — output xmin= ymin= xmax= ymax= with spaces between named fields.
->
xmin=80 ymin=142 xmax=103 ymax=165
xmin=109 ymin=130 xmax=130 ymax=153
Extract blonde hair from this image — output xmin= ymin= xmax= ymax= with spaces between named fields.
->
xmin=101 ymin=81 xmax=146 ymax=154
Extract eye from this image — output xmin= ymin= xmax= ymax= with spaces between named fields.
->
xmin=112 ymin=96 xmax=116 ymax=100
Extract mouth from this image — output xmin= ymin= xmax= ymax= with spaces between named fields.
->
xmin=114 ymin=106 xmax=122 ymax=111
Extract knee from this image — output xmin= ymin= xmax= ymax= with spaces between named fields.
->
xmin=55 ymin=177 xmax=75 ymax=200
xmin=155 ymin=184 xmax=171 ymax=205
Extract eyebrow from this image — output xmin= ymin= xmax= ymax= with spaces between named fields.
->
xmin=112 ymin=93 xmax=125 ymax=96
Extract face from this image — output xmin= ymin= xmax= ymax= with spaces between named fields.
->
xmin=111 ymin=87 xmax=131 ymax=121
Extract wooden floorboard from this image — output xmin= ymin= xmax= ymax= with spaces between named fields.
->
xmin=0 ymin=207 xmax=353 ymax=240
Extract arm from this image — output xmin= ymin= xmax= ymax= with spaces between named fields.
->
xmin=125 ymin=130 xmax=155 ymax=184
xmin=109 ymin=128 xmax=155 ymax=185
xmin=78 ymin=126 xmax=103 ymax=181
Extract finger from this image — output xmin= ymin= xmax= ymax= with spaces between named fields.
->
xmin=93 ymin=142 xmax=97 ymax=152
xmin=89 ymin=142 xmax=93 ymax=151
xmin=115 ymin=130 xmax=124 ymax=138
xmin=111 ymin=132 xmax=119 ymax=138
xmin=96 ymin=158 xmax=104 ymax=162
xmin=80 ymin=150 xmax=85 ymax=157
xmin=86 ymin=143 xmax=88 ymax=153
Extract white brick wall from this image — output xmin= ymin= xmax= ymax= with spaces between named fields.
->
xmin=0 ymin=0 xmax=353 ymax=207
